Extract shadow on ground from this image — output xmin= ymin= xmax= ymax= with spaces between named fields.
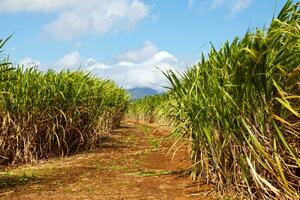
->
xmin=0 ymin=172 xmax=40 ymax=190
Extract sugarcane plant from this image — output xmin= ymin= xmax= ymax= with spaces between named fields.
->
xmin=0 ymin=36 xmax=14 ymax=82
xmin=127 ymin=94 xmax=169 ymax=124
xmin=0 ymin=39 xmax=130 ymax=165
xmin=163 ymin=1 xmax=300 ymax=199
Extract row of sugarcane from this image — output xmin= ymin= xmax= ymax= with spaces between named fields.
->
xmin=126 ymin=94 xmax=169 ymax=124
xmin=0 ymin=38 xmax=130 ymax=165
xmin=128 ymin=1 xmax=300 ymax=199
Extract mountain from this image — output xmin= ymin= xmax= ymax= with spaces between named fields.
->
xmin=127 ymin=87 xmax=159 ymax=99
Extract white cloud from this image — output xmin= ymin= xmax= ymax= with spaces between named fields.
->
xmin=0 ymin=0 xmax=73 ymax=12
xmin=212 ymin=0 xmax=226 ymax=8
xmin=152 ymin=51 xmax=178 ymax=63
xmin=43 ymin=12 xmax=90 ymax=40
xmin=55 ymin=51 xmax=82 ymax=68
xmin=231 ymin=0 xmax=252 ymax=14
xmin=19 ymin=42 xmax=188 ymax=91
xmin=53 ymin=51 xmax=109 ymax=71
xmin=190 ymin=0 xmax=252 ymax=17
xmin=188 ymin=0 xmax=195 ymax=7
xmin=0 ymin=0 xmax=150 ymax=40
xmin=88 ymin=41 xmax=187 ymax=91
xmin=116 ymin=41 xmax=157 ymax=63
xmin=19 ymin=57 xmax=41 ymax=68
xmin=86 ymin=58 xmax=110 ymax=70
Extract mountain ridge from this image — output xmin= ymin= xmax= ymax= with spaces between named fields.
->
xmin=127 ymin=87 xmax=159 ymax=99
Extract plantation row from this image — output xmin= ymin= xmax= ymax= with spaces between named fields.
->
xmin=126 ymin=94 xmax=168 ymax=124
xmin=0 ymin=39 xmax=129 ymax=164
xmin=129 ymin=1 xmax=300 ymax=199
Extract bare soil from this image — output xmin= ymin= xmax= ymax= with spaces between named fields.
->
xmin=0 ymin=121 xmax=215 ymax=200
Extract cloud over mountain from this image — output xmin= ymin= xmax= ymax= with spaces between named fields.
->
xmin=88 ymin=41 xmax=187 ymax=91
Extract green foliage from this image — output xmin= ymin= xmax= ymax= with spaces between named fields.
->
xmin=0 ymin=39 xmax=129 ymax=164
xmin=164 ymin=1 xmax=300 ymax=199
xmin=127 ymin=94 xmax=169 ymax=124
xmin=0 ymin=36 xmax=14 ymax=82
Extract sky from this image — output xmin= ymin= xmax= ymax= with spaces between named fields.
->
xmin=0 ymin=0 xmax=290 ymax=91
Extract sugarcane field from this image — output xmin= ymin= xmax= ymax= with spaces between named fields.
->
xmin=0 ymin=0 xmax=300 ymax=199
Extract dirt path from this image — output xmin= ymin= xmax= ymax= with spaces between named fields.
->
xmin=0 ymin=122 xmax=215 ymax=200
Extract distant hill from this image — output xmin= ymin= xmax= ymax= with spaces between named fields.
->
xmin=127 ymin=87 xmax=159 ymax=99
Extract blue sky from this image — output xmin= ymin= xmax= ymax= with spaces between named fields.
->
xmin=0 ymin=0 xmax=289 ymax=90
